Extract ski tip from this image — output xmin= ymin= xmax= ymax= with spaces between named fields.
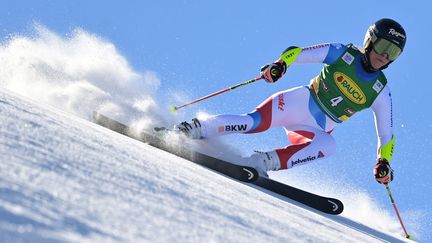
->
xmin=169 ymin=106 xmax=178 ymax=113
xmin=328 ymin=199 xmax=344 ymax=215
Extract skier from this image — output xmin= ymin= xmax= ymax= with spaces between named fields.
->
xmin=175 ymin=18 xmax=406 ymax=184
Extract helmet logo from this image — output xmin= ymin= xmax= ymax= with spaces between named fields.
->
xmin=388 ymin=28 xmax=406 ymax=39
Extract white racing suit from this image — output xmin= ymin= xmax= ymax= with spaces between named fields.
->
xmin=196 ymin=43 xmax=394 ymax=171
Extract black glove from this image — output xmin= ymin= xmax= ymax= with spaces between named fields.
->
xmin=374 ymin=158 xmax=394 ymax=184
xmin=260 ymin=59 xmax=287 ymax=83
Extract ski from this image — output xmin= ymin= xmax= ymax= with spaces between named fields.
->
xmin=93 ymin=112 xmax=344 ymax=215
xmin=253 ymin=177 xmax=344 ymax=215
xmin=93 ymin=112 xmax=258 ymax=183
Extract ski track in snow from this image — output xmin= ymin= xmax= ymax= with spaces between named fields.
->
xmin=0 ymin=90 xmax=412 ymax=242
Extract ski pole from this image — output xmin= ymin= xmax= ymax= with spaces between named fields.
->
xmin=170 ymin=47 xmax=303 ymax=112
xmin=170 ymin=76 xmax=262 ymax=112
xmin=385 ymin=184 xmax=412 ymax=240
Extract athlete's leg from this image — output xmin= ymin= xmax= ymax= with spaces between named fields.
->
xmin=242 ymin=86 xmax=338 ymax=173
xmin=246 ymin=126 xmax=336 ymax=175
xmin=198 ymin=86 xmax=313 ymax=138
xmin=199 ymin=114 xmax=255 ymax=138
xmin=276 ymin=126 xmax=336 ymax=169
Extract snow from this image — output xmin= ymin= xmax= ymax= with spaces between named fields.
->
xmin=0 ymin=89 xmax=413 ymax=242
xmin=0 ymin=25 xmax=420 ymax=242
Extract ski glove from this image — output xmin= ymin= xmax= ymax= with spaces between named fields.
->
xmin=260 ymin=59 xmax=287 ymax=83
xmin=374 ymin=158 xmax=394 ymax=184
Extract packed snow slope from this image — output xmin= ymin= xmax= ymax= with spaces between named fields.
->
xmin=0 ymin=91 xmax=413 ymax=242
xmin=0 ymin=25 xmax=421 ymax=242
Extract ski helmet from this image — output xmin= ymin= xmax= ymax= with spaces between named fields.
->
xmin=363 ymin=18 xmax=407 ymax=61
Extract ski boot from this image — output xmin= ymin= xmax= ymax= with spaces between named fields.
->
xmin=174 ymin=118 xmax=202 ymax=139
xmin=243 ymin=151 xmax=280 ymax=177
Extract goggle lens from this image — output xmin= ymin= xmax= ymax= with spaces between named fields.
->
xmin=373 ymin=38 xmax=402 ymax=61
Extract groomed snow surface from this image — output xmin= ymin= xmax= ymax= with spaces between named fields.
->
xmin=0 ymin=90 xmax=413 ymax=242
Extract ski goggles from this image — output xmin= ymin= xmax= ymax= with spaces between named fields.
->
xmin=372 ymin=38 xmax=402 ymax=61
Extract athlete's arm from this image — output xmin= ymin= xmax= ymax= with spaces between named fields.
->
xmin=371 ymin=85 xmax=395 ymax=162
xmin=284 ymin=43 xmax=348 ymax=65
xmin=267 ymin=43 xmax=348 ymax=83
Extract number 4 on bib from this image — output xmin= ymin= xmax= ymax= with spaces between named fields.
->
xmin=330 ymin=96 xmax=344 ymax=107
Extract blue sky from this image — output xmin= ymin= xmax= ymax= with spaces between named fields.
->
xmin=1 ymin=0 xmax=431 ymax=240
